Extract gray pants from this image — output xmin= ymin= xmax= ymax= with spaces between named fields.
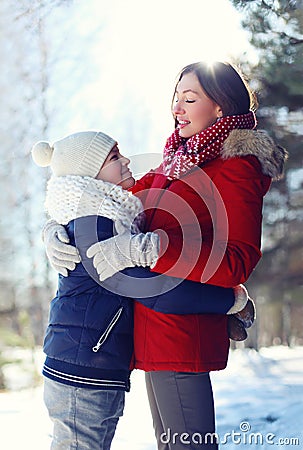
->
xmin=145 ymin=371 xmax=218 ymax=450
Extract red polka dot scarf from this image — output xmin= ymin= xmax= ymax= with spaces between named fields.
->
xmin=162 ymin=111 xmax=256 ymax=179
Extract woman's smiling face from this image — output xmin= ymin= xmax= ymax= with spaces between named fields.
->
xmin=172 ymin=72 xmax=222 ymax=138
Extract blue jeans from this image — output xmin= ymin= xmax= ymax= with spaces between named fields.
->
xmin=44 ymin=378 xmax=125 ymax=449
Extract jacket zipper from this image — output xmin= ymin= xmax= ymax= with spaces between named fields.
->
xmin=92 ymin=307 xmax=123 ymax=353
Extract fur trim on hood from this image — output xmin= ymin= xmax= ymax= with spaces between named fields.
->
xmin=221 ymin=129 xmax=288 ymax=181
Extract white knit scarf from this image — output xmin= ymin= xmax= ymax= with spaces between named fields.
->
xmin=45 ymin=175 xmax=144 ymax=234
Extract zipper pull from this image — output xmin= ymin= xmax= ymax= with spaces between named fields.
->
xmin=92 ymin=307 xmax=123 ymax=353
xmin=92 ymin=343 xmax=102 ymax=353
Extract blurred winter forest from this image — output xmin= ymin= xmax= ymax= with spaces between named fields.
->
xmin=0 ymin=0 xmax=302 ymax=389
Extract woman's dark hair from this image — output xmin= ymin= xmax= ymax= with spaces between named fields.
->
xmin=172 ymin=61 xmax=257 ymax=119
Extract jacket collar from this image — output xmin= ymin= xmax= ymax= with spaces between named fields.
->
xmin=221 ymin=129 xmax=288 ymax=181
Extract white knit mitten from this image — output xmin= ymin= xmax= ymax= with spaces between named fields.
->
xmin=227 ymin=284 xmax=248 ymax=314
xmin=42 ymin=219 xmax=81 ymax=276
xmin=87 ymin=231 xmax=159 ymax=281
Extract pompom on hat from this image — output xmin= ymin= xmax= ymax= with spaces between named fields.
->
xmin=32 ymin=131 xmax=117 ymax=178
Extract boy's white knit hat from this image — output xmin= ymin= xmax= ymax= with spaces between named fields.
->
xmin=31 ymin=131 xmax=117 ymax=177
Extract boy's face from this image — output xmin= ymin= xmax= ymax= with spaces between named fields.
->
xmin=96 ymin=145 xmax=135 ymax=189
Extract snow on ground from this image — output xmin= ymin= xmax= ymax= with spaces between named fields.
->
xmin=212 ymin=346 xmax=303 ymax=449
xmin=0 ymin=346 xmax=302 ymax=449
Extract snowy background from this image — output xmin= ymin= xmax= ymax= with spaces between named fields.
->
xmin=1 ymin=1 xmax=302 ymax=448
xmin=1 ymin=346 xmax=302 ymax=449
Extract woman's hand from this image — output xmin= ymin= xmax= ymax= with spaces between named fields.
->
xmin=87 ymin=231 xmax=159 ymax=281
xmin=42 ymin=219 xmax=81 ymax=276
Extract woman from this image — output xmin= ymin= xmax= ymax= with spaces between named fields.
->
xmin=44 ymin=61 xmax=287 ymax=449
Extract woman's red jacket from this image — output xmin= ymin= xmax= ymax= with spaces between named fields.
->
xmin=130 ymin=131 xmax=280 ymax=372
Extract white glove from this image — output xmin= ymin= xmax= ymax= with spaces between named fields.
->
xmin=227 ymin=284 xmax=248 ymax=314
xmin=42 ymin=219 xmax=81 ymax=276
xmin=86 ymin=230 xmax=159 ymax=281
